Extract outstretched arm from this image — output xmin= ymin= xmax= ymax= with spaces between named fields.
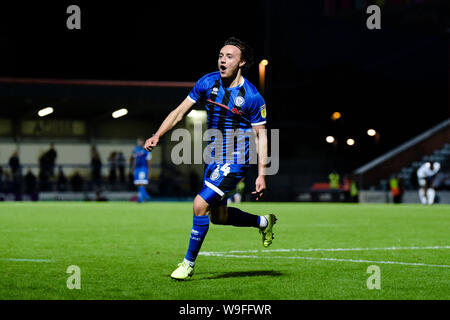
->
xmin=144 ymin=97 xmax=195 ymax=151
xmin=252 ymin=124 xmax=267 ymax=200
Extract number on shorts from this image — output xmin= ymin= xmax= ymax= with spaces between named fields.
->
xmin=220 ymin=163 xmax=231 ymax=177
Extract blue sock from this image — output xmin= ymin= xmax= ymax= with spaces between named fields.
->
xmin=142 ymin=187 xmax=150 ymax=199
xmin=184 ymin=215 xmax=210 ymax=266
xmin=138 ymin=186 xmax=143 ymax=202
xmin=227 ymin=207 xmax=259 ymax=228
xmin=138 ymin=186 xmax=148 ymax=202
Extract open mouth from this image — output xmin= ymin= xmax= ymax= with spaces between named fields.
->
xmin=220 ymin=65 xmax=227 ymax=71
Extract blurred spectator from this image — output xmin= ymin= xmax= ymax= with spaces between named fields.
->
xmin=44 ymin=143 xmax=58 ymax=176
xmin=38 ymin=150 xmax=52 ymax=191
xmin=329 ymin=170 xmax=340 ymax=202
xmin=24 ymin=170 xmax=39 ymax=201
xmin=2 ymin=171 xmax=12 ymax=194
xmin=39 ymin=144 xmax=57 ymax=178
xmin=328 ymin=170 xmax=340 ymax=189
xmin=389 ymin=174 xmax=403 ymax=204
xmin=91 ymin=146 xmax=102 ymax=188
xmin=95 ymin=191 xmax=108 ymax=201
xmin=350 ymin=178 xmax=359 ymax=203
xmin=342 ymin=175 xmax=351 ymax=202
xmin=38 ymin=166 xmax=51 ymax=191
xmin=108 ymin=152 xmax=117 ymax=187
xmin=57 ymin=166 xmax=68 ymax=192
xmin=12 ymin=175 xmax=23 ymax=201
xmin=417 ymin=161 xmax=440 ymax=205
xmin=70 ymin=171 xmax=84 ymax=192
xmin=342 ymin=174 xmax=358 ymax=203
xmin=228 ymin=179 xmax=245 ymax=204
xmin=9 ymin=151 xmax=20 ymax=176
xmin=235 ymin=180 xmax=245 ymax=203
xmin=117 ymin=152 xmax=126 ymax=183
xmin=9 ymin=151 xmax=22 ymax=201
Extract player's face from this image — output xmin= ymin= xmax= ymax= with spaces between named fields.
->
xmin=218 ymin=45 xmax=245 ymax=78
xmin=137 ymin=138 xmax=144 ymax=147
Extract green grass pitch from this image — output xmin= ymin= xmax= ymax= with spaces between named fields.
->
xmin=0 ymin=202 xmax=449 ymax=300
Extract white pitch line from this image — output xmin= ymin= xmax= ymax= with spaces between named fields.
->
xmin=199 ymin=252 xmax=450 ymax=268
xmin=201 ymin=245 xmax=450 ymax=255
xmin=0 ymin=258 xmax=52 ymax=263
xmin=199 ymin=246 xmax=450 ymax=268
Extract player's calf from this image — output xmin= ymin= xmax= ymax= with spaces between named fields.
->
xmin=209 ymin=205 xmax=228 ymax=224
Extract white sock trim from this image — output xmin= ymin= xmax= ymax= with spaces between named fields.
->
xmin=259 ymin=216 xmax=268 ymax=228
xmin=184 ymin=258 xmax=195 ymax=268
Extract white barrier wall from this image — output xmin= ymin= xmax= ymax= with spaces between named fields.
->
xmin=359 ymin=190 xmax=450 ymax=204
xmin=0 ymin=142 xmax=161 ymax=177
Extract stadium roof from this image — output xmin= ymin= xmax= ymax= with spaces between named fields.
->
xmin=0 ymin=78 xmax=195 ymax=120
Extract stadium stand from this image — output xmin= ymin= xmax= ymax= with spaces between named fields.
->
xmin=355 ymin=119 xmax=450 ymax=203
xmin=354 ymin=118 xmax=450 ymax=188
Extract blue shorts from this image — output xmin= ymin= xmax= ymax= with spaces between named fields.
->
xmin=198 ymin=162 xmax=250 ymax=206
xmin=134 ymin=168 xmax=148 ymax=185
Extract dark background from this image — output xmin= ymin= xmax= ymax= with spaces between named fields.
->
xmin=0 ymin=0 xmax=449 ymax=176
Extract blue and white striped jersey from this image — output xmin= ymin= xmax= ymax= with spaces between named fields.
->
xmin=188 ymin=71 xmax=267 ymax=164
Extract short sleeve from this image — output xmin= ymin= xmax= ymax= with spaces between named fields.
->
xmin=249 ymin=93 xmax=267 ymax=126
xmin=146 ymin=152 xmax=152 ymax=161
xmin=188 ymin=74 xmax=210 ymax=103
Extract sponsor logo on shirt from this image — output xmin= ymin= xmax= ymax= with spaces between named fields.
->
xmin=261 ymin=105 xmax=266 ymax=118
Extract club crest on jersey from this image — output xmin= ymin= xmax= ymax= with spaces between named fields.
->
xmin=210 ymin=166 xmax=220 ymax=181
xmin=209 ymin=170 xmax=219 ymax=181
xmin=261 ymin=105 xmax=266 ymax=118
xmin=235 ymin=96 xmax=245 ymax=107
xmin=211 ymin=87 xmax=219 ymax=95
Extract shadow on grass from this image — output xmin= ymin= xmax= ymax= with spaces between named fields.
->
xmin=199 ymin=270 xmax=283 ymax=280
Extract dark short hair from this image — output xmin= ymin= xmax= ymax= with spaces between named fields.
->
xmin=223 ymin=37 xmax=254 ymax=72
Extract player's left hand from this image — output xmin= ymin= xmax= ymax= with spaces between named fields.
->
xmin=252 ymin=175 xmax=266 ymax=201
xmin=144 ymin=135 xmax=159 ymax=151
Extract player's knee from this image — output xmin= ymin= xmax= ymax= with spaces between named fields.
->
xmin=193 ymin=196 xmax=209 ymax=216
xmin=193 ymin=203 xmax=208 ymax=216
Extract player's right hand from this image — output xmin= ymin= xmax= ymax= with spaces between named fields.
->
xmin=144 ymin=135 xmax=159 ymax=151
